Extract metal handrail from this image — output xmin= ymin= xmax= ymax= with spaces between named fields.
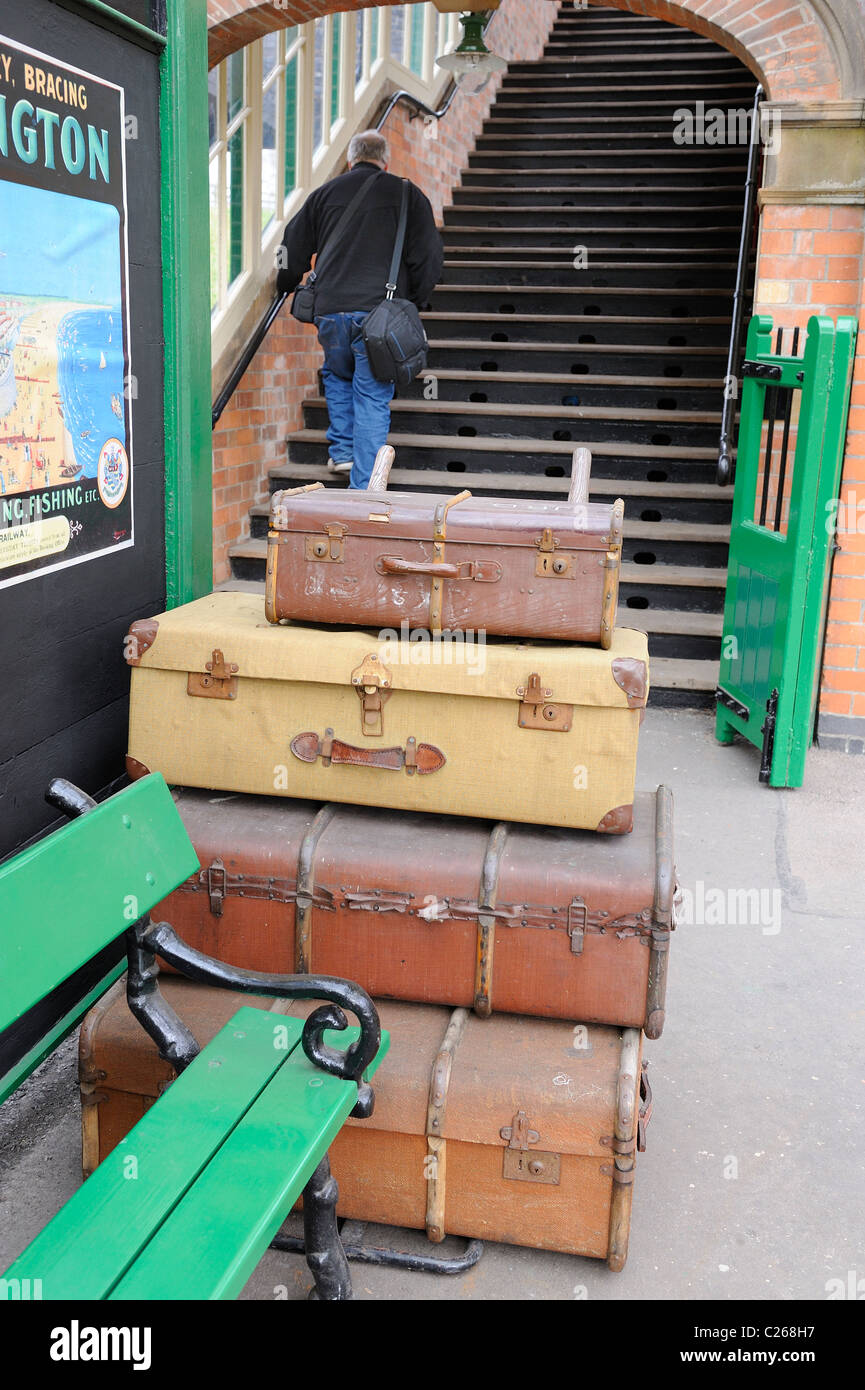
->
xmin=211 ymin=3 xmax=499 ymax=429
xmin=717 ymin=83 xmax=764 ymax=486
xmin=211 ymin=79 xmax=466 ymax=428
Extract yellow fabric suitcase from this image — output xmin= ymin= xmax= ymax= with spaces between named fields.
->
xmin=126 ymin=592 xmax=648 ymax=832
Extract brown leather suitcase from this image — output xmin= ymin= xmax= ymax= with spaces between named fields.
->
xmin=265 ymin=447 xmax=624 ymax=647
xmin=152 ymin=784 xmax=676 ymax=1037
xmin=80 ymin=981 xmax=651 ymax=1269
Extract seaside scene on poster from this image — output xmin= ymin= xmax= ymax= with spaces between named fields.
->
xmin=0 ymin=34 xmax=131 ymax=588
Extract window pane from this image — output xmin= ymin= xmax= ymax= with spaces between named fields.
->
xmin=262 ymin=31 xmax=279 ymax=78
xmin=313 ymin=18 xmax=325 ymax=151
xmin=208 ymin=68 xmax=218 ymax=149
xmin=284 ymin=24 xmax=298 ymax=51
xmin=330 ymin=15 xmax=341 ymax=128
xmin=370 ymin=9 xmax=379 ymax=60
xmin=284 ymin=53 xmax=298 ymax=195
xmin=355 ymin=11 xmax=364 ymax=88
xmin=227 ymin=50 xmax=244 ymax=124
xmin=209 ymin=156 xmax=220 ymax=311
xmin=227 ymin=124 xmax=244 ymax=285
xmin=261 ymin=82 xmax=277 ymax=234
xmin=409 ymin=6 xmax=424 ymax=75
xmin=390 ymin=6 xmax=405 ymax=62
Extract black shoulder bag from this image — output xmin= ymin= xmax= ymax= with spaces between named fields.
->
xmin=290 ymin=173 xmax=380 ymax=324
xmin=362 ymin=180 xmax=429 ymax=386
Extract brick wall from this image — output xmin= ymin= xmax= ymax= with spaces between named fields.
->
xmin=210 ymin=0 xmax=559 ymax=583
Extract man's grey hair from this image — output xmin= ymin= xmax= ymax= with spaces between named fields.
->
xmin=348 ymin=130 xmax=389 ymax=167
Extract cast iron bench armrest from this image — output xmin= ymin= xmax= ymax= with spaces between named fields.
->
xmin=129 ymin=914 xmax=381 ymax=1117
xmin=0 ymin=776 xmax=385 ymax=1302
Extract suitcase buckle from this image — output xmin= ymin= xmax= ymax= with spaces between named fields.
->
xmin=567 ymin=898 xmax=588 ymax=954
xmin=535 ymin=528 xmax=574 ymax=578
xmin=351 ymin=654 xmax=393 ymax=737
xmin=516 ymin=673 xmax=573 ymax=732
xmin=305 ymin=523 xmax=347 ymax=562
xmin=187 ymin=649 xmax=239 ymax=700
xmin=500 ymin=1111 xmax=561 ymax=1186
xmin=206 ymin=859 xmax=227 ymax=918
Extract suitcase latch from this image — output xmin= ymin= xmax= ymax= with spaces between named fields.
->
xmin=351 ymin=653 xmax=392 ymax=737
xmin=206 ymin=859 xmax=227 ymax=918
xmin=516 ymin=672 xmax=573 ymax=732
xmin=187 ymin=649 xmax=239 ymax=700
xmin=567 ymin=898 xmax=588 ymax=954
xmin=500 ymin=1111 xmax=561 ymax=1186
xmin=535 ymin=528 xmax=574 ymax=578
xmin=305 ymin=523 xmax=348 ymax=562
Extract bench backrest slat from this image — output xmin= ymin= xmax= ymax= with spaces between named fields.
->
xmin=0 ymin=774 xmax=199 ymax=1037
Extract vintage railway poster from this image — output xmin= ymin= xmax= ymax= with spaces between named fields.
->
xmin=0 ymin=33 xmax=133 ymax=588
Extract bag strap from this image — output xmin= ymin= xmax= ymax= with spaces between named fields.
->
xmin=385 ymin=179 xmax=410 ymax=301
xmin=308 ymin=172 xmax=381 ymax=285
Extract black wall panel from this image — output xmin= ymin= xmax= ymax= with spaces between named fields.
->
xmin=0 ymin=0 xmax=165 ymax=859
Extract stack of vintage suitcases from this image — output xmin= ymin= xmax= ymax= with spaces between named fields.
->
xmin=82 ymin=445 xmax=677 ymax=1274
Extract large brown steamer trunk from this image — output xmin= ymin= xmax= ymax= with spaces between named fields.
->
xmin=152 ymin=785 xmax=676 ymax=1037
xmin=266 ymin=447 xmax=624 ymax=647
xmin=81 ymin=982 xmax=651 ymax=1270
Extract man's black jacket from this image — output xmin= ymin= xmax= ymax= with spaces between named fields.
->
xmin=276 ymin=162 xmax=443 ymax=316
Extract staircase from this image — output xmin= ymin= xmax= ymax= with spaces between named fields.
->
xmin=230 ymin=3 xmax=757 ymax=705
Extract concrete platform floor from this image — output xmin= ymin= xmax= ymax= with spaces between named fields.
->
xmin=1 ymin=708 xmax=863 ymax=1301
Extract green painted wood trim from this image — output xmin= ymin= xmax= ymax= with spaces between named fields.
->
xmin=786 ymin=314 xmax=859 ymax=785
xmin=53 ymin=0 xmax=167 ymax=49
xmin=0 ymin=963 xmax=125 ymax=1106
xmin=161 ymin=0 xmax=213 ymax=606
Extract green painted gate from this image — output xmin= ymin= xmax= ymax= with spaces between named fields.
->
xmin=715 ymin=313 xmax=858 ymax=786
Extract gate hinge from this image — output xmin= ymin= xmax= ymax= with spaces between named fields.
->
xmin=715 ymin=686 xmax=750 ymax=722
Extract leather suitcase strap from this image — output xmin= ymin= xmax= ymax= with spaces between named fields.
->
xmin=290 ymin=730 xmax=446 ymax=775
xmin=424 ymin=1007 xmax=470 ymax=1244
xmin=474 ymin=823 xmax=508 ymax=1017
xmin=294 ymin=804 xmax=337 ymax=973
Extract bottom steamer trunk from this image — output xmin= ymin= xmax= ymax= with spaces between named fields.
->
xmin=81 ymin=980 xmax=649 ymax=1269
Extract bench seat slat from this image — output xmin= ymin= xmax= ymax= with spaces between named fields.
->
xmin=111 ymin=1023 xmax=390 ymax=1301
xmin=0 ymin=775 xmax=199 ymax=1036
xmin=2 ymin=1008 xmax=302 ymax=1300
xmin=109 ymin=1024 xmax=386 ymax=1300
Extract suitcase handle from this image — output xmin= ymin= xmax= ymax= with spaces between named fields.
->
xmin=376 ymin=555 xmax=502 ymax=583
xmin=291 ymin=729 xmax=446 ymax=776
xmin=367 ymin=445 xmax=394 ymax=491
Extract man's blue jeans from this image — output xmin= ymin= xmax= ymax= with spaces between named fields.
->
xmin=315 ymin=311 xmax=394 ymax=489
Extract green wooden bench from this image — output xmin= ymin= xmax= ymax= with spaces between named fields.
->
xmin=0 ymin=774 xmax=388 ymax=1301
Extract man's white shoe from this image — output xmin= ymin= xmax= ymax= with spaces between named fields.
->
xmin=327 ymin=458 xmax=352 ymax=474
